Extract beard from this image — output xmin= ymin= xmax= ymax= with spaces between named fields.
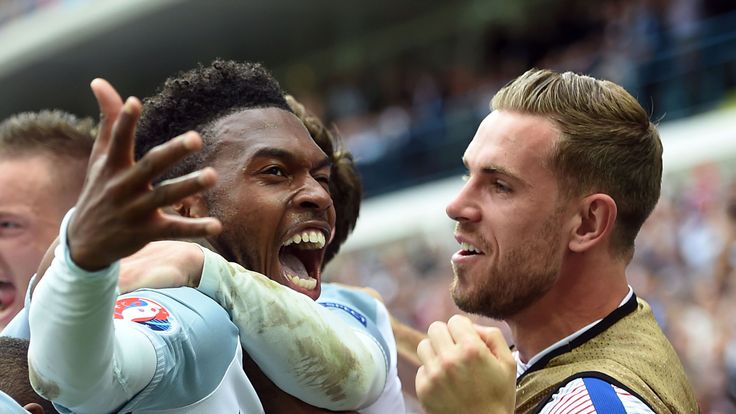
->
xmin=451 ymin=210 xmax=563 ymax=320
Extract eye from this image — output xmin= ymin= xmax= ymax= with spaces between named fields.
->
xmin=493 ymin=181 xmax=512 ymax=193
xmin=263 ymin=166 xmax=287 ymax=177
xmin=316 ymin=174 xmax=330 ymax=185
xmin=0 ymin=219 xmax=23 ymax=236
xmin=309 ymin=173 xmax=329 ymax=192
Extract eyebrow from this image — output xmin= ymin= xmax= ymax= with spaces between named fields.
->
xmin=462 ymin=158 xmax=529 ymax=186
xmin=252 ymin=147 xmax=332 ymax=170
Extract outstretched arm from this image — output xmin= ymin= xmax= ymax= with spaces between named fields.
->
xmin=390 ymin=315 xmax=425 ymax=398
xmin=28 ymin=79 xmax=219 ymax=413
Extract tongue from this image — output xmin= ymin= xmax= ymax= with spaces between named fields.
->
xmin=279 ymin=251 xmax=310 ymax=280
xmin=0 ymin=282 xmax=16 ymax=311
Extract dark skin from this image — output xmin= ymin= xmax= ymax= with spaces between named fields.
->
xmin=34 ymin=80 xmax=372 ymax=413
xmin=34 ymin=78 xmax=220 ymax=282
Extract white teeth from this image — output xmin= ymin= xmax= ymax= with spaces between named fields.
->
xmin=282 ymin=229 xmax=326 ymax=249
xmin=461 ymin=242 xmax=481 ymax=253
xmin=286 ymin=273 xmax=317 ymax=290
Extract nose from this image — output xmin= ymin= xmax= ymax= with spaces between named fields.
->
xmin=446 ymin=182 xmax=480 ymax=223
xmin=295 ymin=176 xmax=333 ymax=211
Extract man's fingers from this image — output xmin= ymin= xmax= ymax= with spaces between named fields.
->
xmin=414 ymin=365 xmax=430 ymax=399
xmin=108 ymin=97 xmax=142 ymax=166
xmin=416 ymin=338 xmax=437 ymax=365
xmin=427 ymin=321 xmax=456 ymax=353
xmin=155 ymin=215 xmax=222 ymax=240
xmin=102 ymin=130 xmax=205 ymax=198
xmin=90 ymin=78 xmax=124 ymax=160
xmin=446 ymin=314 xmax=481 ymax=344
xmin=474 ymin=325 xmax=514 ymax=366
xmin=132 ymin=168 xmax=217 ymax=211
xmin=122 ymin=132 xmax=204 ymax=190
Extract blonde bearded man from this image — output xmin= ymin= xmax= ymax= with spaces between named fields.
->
xmin=407 ymin=69 xmax=698 ymax=413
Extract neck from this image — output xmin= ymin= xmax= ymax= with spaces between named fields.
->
xmin=508 ymin=252 xmax=629 ymax=363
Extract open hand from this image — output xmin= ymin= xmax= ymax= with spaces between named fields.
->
xmin=67 ymin=79 xmax=222 ymax=271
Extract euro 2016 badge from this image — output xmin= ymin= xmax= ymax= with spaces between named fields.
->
xmin=114 ymin=297 xmax=177 ymax=333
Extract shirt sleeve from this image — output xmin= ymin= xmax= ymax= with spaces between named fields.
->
xmin=197 ymin=247 xmax=388 ymax=411
xmin=27 ymin=209 xmax=157 ymax=414
xmin=318 ymin=283 xmax=406 ymax=414
xmin=538 ymin=377 xmax=656 ymax=414
xmin=0 ymin=390 xmax=31 ymax=414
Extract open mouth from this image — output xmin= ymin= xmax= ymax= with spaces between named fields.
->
xmin=0 ymin=279 xmax=17 ymax=316
xmin=459 ymin=241 xmax=483 ymax=256
xmin=279 ymin=229 xmax=327 ymax=298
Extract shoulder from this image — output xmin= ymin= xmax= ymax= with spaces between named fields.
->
xmin=318 ymin=283 xmax=387 ymax=325
xmin=0 ymin=390 xmax=28 ymax=414
xmin=319 ymin=282 xmax=393 ymax=357
xmin=539 ymin=377 xmax=655 ymax=414
xmin=116 ymin=288 xmax=246 ymax=412
xmin=114 ymin=287 xmax=238 ymax=354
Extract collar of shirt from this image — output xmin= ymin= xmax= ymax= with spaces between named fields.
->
xmin=514 ymin=286 xmax=634 ymax=378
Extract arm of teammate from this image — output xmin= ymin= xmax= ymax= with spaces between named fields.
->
xmin=416 ymin=315 xmax=516 ymax=414
xmin=196 ymin=248 xmax=388 ymax=411
xmin=118 ymin=240 xmax=203 ymax=294
xmin=28 ymin=79 xmax=220 ymax=413
xmin=330 ymin=283 xmax=424 ymax=400
xmin=29 ymin=211 xmax=157 ymax=413
xmin=320 ymin=284 xmax=405 ymax=414
xmin=119 ymin=243 xmax=389 ymax=410
xmin=330 ymin=284 xmax=424 ymax=379
xmin=391 ymin=314 xmax=425 ymax=398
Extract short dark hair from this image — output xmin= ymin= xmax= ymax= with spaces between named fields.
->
xmin=0 ymin=337 xmax=58 ymax=413
xmin=135 ymin=59 xmax=291 ymax=183
xmin=0 ymin=110 xmax=95 ymax=160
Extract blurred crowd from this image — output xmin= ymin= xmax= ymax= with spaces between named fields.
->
xmin=325 ymin=167 xmax=736 ymax=412
xmin=2 ymin=0 xmax=736 ymax=411
xmin=314 ymin=4 xmax=736 ymax=408
xmin=290 ymin=0 xmax=736 ymax=195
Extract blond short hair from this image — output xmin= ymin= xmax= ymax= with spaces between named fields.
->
xmin=0 ymin=109 xmax=95 ymax=160
xmin=492 ymin=69 xmax=662 ymax=256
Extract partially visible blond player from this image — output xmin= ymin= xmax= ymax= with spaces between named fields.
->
xmin=0 ymin=111 xmax=93 ymax=330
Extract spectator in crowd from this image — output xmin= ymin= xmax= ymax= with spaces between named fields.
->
xmin=715 ymin=180 xmax=736 ymax=292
